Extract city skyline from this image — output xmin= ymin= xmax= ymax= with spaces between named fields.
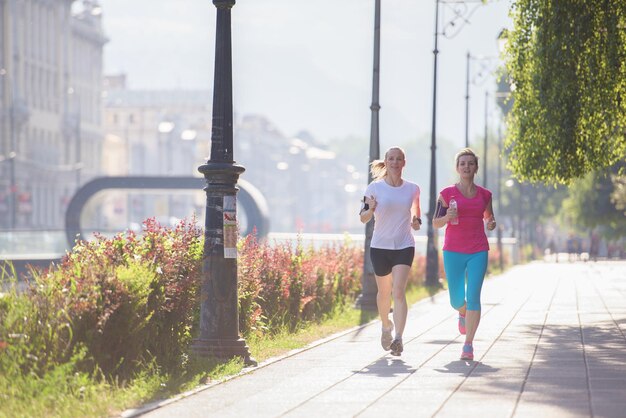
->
xmin=101 ymin=0 xmax=513 ymax=150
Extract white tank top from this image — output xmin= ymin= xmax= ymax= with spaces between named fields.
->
xmin=364 ymin=179 xmax=420 ymax=250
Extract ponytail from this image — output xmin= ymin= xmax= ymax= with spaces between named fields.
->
xmin=370 ymin=159 xmax=386 ymax=181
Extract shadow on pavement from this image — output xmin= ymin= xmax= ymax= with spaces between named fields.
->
xmin=434 ymin=361 xmax=500 ymax=376
xmin=355 ymin=357 xmax=417 ymax=377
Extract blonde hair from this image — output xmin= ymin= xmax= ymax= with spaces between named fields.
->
xmin=455 ymin=147 xmax=479 ymax=167
xmin=370 ymin=146 xmax=405 ymax=181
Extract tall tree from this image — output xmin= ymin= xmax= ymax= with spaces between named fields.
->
xmin=505 ymin=0 xmax=626 ymax=184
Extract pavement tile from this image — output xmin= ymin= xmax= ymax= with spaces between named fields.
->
xmin=589 ymin=378 xmax=626 ymax=390
xmin=513 ymin=400 xmax=592 ymax=418
xmin=283 ymin=400 xmax=370 ymax=418
xmin=436 ymin=396 xmax=517 ymax=418
xmin=591 ymin=402 xmax=626 ymax=418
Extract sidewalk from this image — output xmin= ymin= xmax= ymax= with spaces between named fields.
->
xmin=126 ymin=261 xmax=626 ymax=418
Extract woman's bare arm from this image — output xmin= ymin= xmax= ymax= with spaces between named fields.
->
xmin=432 ymin=195 xmax=453 ymax=229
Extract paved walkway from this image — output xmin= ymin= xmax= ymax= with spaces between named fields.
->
xmin=125 ymin=261 xmax=626 ymax=418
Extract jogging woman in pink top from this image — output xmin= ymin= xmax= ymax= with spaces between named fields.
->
xmin=433 ymin=148 xmax=496 ymax=361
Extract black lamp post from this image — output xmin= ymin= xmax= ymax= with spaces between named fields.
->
xmin=191 ymin=0 xmax=255 ymax=366
xmin=483 ymin=90 xmax=488 ymax=189
xmin=8 ymin=101 xmax=28 ymax=230
xmin=356 ymin=0 xmax=381 ymax=311
xmin=496 ymin=28 xmax=512 ymax=270
xmin=464 ymin=51 xmax=470 ymax=148
xmin=8 ymin=150 xmax=16 ymax=229
xmin=464 ymin=53 xmax=496 ymax=151
xmin=496 ymin=122 xmax=503 ymax=269
xmin=425 ymin=0 xmax=442 ymax=287
xmin=425 ymin=0 xmax=486 ymax=286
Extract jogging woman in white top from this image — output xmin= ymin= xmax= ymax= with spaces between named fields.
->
xmin=360 ymin=147 xmax=421 ymax=355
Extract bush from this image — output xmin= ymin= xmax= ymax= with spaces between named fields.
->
xmin=237 ymin=234 xmax=363 ymax=335
xmin=0 ymin=217 xmax=203 ymax=379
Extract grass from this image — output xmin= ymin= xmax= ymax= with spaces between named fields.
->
xmin=0 ymin=284 xmax=437 ymax=418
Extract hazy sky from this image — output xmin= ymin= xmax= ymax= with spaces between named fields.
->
xmin=101 ymin=0 xmax=513 ymax=150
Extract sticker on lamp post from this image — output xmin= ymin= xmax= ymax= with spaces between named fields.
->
xmin=223 ymin=195 xmax=238 ymax=258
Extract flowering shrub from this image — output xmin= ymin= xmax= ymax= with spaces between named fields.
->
xmin=237 ymin=235 xmax=364 ymax=335
xmin=0 ymin=218 xmax=203 ymax=379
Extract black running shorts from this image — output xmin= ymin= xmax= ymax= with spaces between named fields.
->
xmin=370 ymin=247 xmax=415 ymax=276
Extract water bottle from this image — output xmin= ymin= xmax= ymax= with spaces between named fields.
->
xmin=449 ymin=198 xmax=459 ymax=225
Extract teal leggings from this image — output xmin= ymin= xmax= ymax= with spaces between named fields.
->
xmin=443 ymin=250 xmax=488 ymax=311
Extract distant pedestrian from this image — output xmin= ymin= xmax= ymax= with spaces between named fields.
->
xmin=589 ymin=232 xmax=600 ymax=262
xmin=360 ymin=146 xmax=422 ymax=356
xmin=433 ymin=148 xmax=496 ymax=361
xmin=566 ymin=234 xmax=577 ymax=262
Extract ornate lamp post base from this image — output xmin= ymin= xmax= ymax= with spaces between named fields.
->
xmin=191 ymin=338 xmax=256 ymax=367
xmin=194 ymin=162 xmax=256 ymax=367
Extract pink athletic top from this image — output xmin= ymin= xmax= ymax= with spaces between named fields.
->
xmin=440 ymin=185 xmax=492 ymax=253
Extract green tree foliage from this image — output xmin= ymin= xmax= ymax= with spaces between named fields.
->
xmin=561 ymin=163 xmax=626 ymax=240
xmin=506 ymin=0 xmax=626 ymax=184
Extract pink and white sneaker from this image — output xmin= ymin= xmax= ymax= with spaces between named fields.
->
xmin=458 ymin=314 xmax=466 ymax=335
xmin=460 ymin=343 xmax=474 ymax=361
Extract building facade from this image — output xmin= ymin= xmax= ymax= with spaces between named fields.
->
xmin=0 ymin=0 xmax=107 ymax=230
xmin=102 ymin=77 xmax=363 ymax=234
xmin=101 ymin=76 xmax=213 ymax=231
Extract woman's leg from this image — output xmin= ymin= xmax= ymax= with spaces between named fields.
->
xmin=458 ymin=303 xmax=467 ymax=316
xmin=465 ymin=310 xmax=481 ymax=343
xmin=375 ymin=273 xmax=393 ymax=328
xmin=443 ymin=251 xmax=468 ymax=311
xmin=464 ymin=251 xmax=488 ymax=344
xmin=390 ymin=264 xmax=411 ymax=338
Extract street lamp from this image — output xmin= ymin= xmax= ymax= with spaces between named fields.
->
xmin=355 ymin=0 xmax=381 ymax=311
xmin=8 ymin=106 xmax=28 ymax=230
xmin=464 ymin=53 xmax=497 ymax=149
xmin=464 ymin=53 xmax=498 ymax=194
xmin=7 ymin=150 xmax=17 ymax=229
xmin=483 ymin=90 xmax=488 ymax=189
xmin=425 ymin=0 xmax=486 ymax=287
xmin=67 ymin=87 xmax=82 ymax=189
xmin=495 ymin=28 xmax=513 ymax=270
xmin=191 ymin=0 xmax=255 ymax=366
xmin=158 ymin=120 xmax=175 ymax=175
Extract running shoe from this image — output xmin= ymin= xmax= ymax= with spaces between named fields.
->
xmin=381 ymin=321 xmax=394 ymax=351
xmin=460 ymin=343 xmax=474 ymax=361
xmin=458 ymin=314 xmax=466 ymax=335
xmin=390 ymin=338 xmax=404 ymax=356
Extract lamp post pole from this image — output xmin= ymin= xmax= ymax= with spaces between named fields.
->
xmin=425 ymin=0 xmax=441 ymax=287
xmin=356 ymin=0 xmax=381 ymax=311
xmin=483 ymin=90 xmax=488 ymax=189
xmin=465 ymin=53 xmax=496 ymax=153
xmin=497 ymin=122 xmax=503 ymax=270
xmin=8 ymin=109 xmax=17 ymax=229
xmin=75 ymin=104 xmax=81 ymax=188
xmin=8 ymin=154 xmax=16 ymax=229
xmin=496 ymin=28 xmax=511 ymax=270
xmin=464 ymin=51 xmax=470 ymax=148
xmin=192 ymin=0 xmax=255 ymax=366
